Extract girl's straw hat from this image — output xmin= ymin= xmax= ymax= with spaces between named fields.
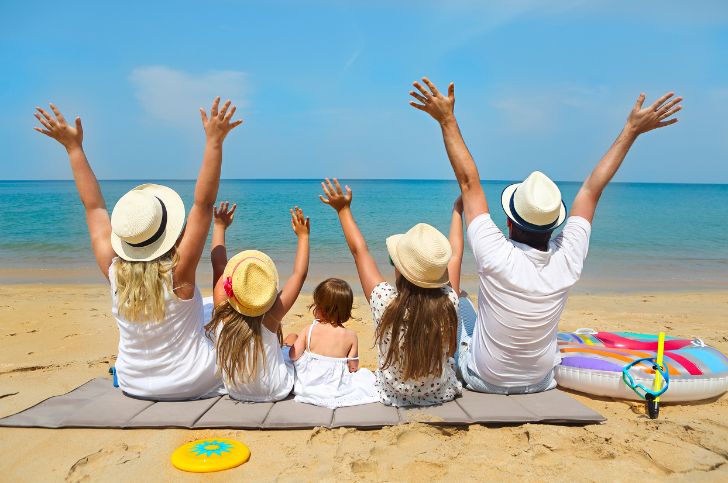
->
xmin=222 ymin=250 xmax=279 ymax=317
xmin=110 ymin=184 xmax=186 ymax=262
xmin=501 ymin=171 xmax=566 ymax=233
xmin=386 ymin=223 xmax=451 ymax=289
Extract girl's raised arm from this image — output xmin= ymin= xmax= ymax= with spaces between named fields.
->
xmin=448 ymin=196 xmax=465 ymax=295
xmin=320 ymin=178 xmax=384 ymax=302
xmin=265 ymin=207 xmax=310 ymax=331
xmin=211 ymin=201 xmax=236 ymax=288
xmin=34 ymin=104 xmax=115 ymax=279
xmin=174 ymin=97 xmax=243 ymax=298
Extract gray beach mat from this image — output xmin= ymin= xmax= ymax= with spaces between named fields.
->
xmin=0 ymin=377 xmax=604 ymax=429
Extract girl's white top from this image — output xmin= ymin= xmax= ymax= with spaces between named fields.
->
xmin=370 ymin=282 xmax=463 ymax=406
xmin=110 ymin=260 xmax=224 ymax=400
xmin=293 ymin=320 xmax=378 ymax=409
xmin=217 ymin=322 xmax=294 ymax=402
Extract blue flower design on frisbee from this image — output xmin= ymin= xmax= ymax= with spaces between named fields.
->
xmin=191 ymin=440 xmax=233 ymax=457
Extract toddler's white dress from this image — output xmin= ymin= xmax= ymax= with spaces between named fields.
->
xmin=293 ymin=320 xmax=378 ymax=409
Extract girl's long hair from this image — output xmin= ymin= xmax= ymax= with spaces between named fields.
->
xmin=205 ymin=300 xmax=280 ymax=386
xmin=375 ymin=276 xmax=458 ymax=380
xmin=113 ymin=248 xmax=178 ymax=322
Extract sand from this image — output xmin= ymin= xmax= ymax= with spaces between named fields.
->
xmin=1 ymin=284 xmax=727 ymax=482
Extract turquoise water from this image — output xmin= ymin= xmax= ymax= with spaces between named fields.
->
xmin=0 ymin=180 xmax=726 ymax=292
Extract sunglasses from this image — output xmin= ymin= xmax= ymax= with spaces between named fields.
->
xmin=388 ymin=256 xmax=395 ymax=267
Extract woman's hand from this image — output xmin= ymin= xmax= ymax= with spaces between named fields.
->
xmin=213 ymin=201 xmax=237 ymax=229
xmin=453 ymin=195 xmax=464 ymax=213
xmin=625 ymin=92 xmax=682 ymax=136
xmin=409 ymin=77 xmax=456 ymax=124
xmin=319 ymin=178 xmax=352 ymax=212
xmin=291 ymin=206 xmax=310 ymax=237
xmin=34 ymin=104 xmax=83 ymax=151
xmin=200 ymin=96 xmax=243 ymax=144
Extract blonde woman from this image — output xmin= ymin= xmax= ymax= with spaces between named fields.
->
xmin=320 ymin=179 xmax=462 ymax=406
xmin=33 ymin=98 xmax=243 ymax=400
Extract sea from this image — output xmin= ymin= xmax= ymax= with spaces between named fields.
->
xmin=1 ymin=180 xmax=726 ymax=293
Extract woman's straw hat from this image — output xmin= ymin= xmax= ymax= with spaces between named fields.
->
xmin=222 ymin=250 xmax=279 ymax=317
xmin=110 ymin=184 xmax=186 ymax=262
xmin=501 ymin=171 xmax=566 ymax=233
xmin=386 ymin=223 xmax=451 ymax=289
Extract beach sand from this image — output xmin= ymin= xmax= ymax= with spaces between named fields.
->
xmin=0 ymin=284 xmax=726 ymax=482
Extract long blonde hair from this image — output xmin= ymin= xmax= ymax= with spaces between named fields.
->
xmin=113 ymin=248 xmax=178 ymax=322
xmin=375 ymin=276 xmax=457 ymax=380
xmin=205 ymin=301 xmax=281 ymax=386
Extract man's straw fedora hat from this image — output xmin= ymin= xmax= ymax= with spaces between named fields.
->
xmin=501 ymin=171 xmax=566 ymax=233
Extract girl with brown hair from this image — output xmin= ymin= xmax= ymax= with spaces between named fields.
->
xmin=319 ymin=179 xmax=462 ymax=406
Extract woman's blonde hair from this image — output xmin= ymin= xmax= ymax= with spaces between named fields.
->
xmin=375 ymin=276 xmax=457 ymax=380
xmin=205 ymin=300 xmax=282 ymax=386
xmin=114 ymin=248 xmax=179 ymax=322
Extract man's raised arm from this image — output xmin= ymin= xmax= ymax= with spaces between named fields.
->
xmin=571 ymin=92 xmax=682 ymax=223
xmin=410 ymin=77 xmax=488 ymax=225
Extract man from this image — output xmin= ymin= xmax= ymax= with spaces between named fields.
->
xmin=410 ymin=77 xmax=681 ymax=393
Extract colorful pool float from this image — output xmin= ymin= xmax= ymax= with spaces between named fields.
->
xmin=171 ymin=438 xmax=250 ymax=473
xmin=555 ymin=329 xmax=728 ymax=402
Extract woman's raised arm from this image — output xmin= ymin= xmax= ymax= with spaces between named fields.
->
xmin=34 ymin=104 xmax=115 ymax=279
xmin=174 ymin=97 xmax=243 ymax=298
xmin=320 ymin=178 xmax=384 ymax=302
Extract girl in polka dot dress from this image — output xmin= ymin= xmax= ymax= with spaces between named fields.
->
xmin=319 ymin=178 xmax=462 ymax=406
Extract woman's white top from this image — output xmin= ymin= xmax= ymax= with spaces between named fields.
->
xmin=293 ymin=320 xmax=378 ymax=409
xmin=217 ymin=322 xmax=294 ymax=402
xmin=370 ymin=282 xmax=463 ymax=406
xmin=110 ymin=261 xmax=224 ymax=401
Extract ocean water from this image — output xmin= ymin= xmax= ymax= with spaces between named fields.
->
xmin=0 ymin=180 xmax=726 ymax=292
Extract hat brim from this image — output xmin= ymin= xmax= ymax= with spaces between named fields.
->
xmin=222 ymin=250 xmax=279 ymax=317
xmin=110 ymin=184 xmax=186 ymax=262
xmin=501 ymin=183 xmax=567 ymax=233
xmin=386 ymin=234 xmax=449 ymax=289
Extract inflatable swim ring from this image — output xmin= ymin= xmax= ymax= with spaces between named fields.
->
xmin=171 ymin=438 xmax=250 ymax=473
xmin=555 ymin=329 xmax=728 ymax=402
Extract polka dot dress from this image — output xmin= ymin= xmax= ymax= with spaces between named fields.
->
xmin=370 ymin=282 xmax=463 ymax=407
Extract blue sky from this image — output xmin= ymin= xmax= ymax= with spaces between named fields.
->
xmin=1 ymin=0 xmax=727 ymax=183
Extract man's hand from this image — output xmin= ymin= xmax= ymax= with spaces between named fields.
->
xmin=291 ymin=206 xmax=310 ymax=237
xmin=200 ymin=97 xmax=244 ymax=144
xmin=319 ymin=178 xmax=352 ymax=212
xmin=409 ymin=77 xmax=456 ymax=124
xmin=213 ymin=201 xmax=237 ymax=229
xmin=626 ymin=92 xmax=682 ymax=136
xmin=34 ymin=104 xmax=83 ymax=151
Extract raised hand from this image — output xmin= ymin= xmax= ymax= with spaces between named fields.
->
xmin=290 ymin=206 xmax=310 ymax=237
xmin=200 ymin=97 xmax=244 ymax=143
xmin=626 ymin=92 xmax=682 ymax=136
xmin=213 ymin=201 xmax=237 ymax=229
xmin=34 ymin=104 xmax=83 ymax=150
xmin=319 ymin=178 xmax=352 ymax=212
xmin=453 ymin=195 xmax=464 ymax=213
xmin=409 ymin=77 xmax=456 ymax=124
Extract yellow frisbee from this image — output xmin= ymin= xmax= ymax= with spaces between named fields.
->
xmin=171 ymin=438 xmax=250 ymax=473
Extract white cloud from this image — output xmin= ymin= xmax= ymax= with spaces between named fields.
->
xmin=129 ymin=66 xmax=248 ymax=124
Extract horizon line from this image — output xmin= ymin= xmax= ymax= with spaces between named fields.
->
xmin=0 ymin=178 xmax=727 ymax=186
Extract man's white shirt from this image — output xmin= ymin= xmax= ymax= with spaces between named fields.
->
xmin=466 ymin=214 xmax=591 ymax=387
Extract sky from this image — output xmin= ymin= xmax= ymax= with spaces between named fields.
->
xmin=1 ymin=0 xmax=727 ymax=183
